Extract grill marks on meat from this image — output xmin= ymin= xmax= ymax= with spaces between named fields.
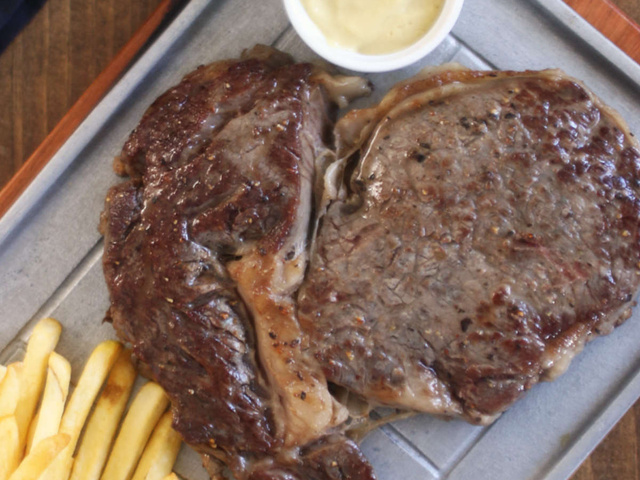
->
xmin=298 ymin=67 xmax=640 ymax=424
xmin=102 ymin=46 xmax=372 ymax=479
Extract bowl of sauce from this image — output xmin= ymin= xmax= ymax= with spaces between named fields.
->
xmin=283 ymin=0 xmax=464 ymax=72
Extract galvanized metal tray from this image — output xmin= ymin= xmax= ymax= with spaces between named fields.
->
xmin=1 ymin=1 xmax=639 ymax=479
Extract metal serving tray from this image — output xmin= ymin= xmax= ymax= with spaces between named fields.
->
xmin=1 ymin=1 xmax=639 ymax=479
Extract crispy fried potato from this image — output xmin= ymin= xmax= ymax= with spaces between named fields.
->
xmin=38 ymin=452 xmax=73 ymax=480
xmin=0 ymin=416 xmax=20 ymax=480
xmin=70 ymin=350 xmax=136 ymax=480
xmin=59 ymin=340 xmax=122 ymax=449
xmin=40 ymin=340 xmax=122 ymax=480
xmin=8 ymin=433 xmax=70 ymax=480
xmin=27 ymin=352 xmax=71 ymax=454
xmin=131 ymin=411 xmax=182 ymax=480
xmin=162 ymin=475 xmax=180 ymax=480
xmin=0 ymin=365 xmax=6 ymax=383
xmin=15 ymin=318 xmax=62 ymax=451
xmin=25 ymin=410 xmax=39 ymax=453
xmin=0 ymin=362 xmax=22 ymax=417
xmin=100 ymin=382 xmax=169 ymax=480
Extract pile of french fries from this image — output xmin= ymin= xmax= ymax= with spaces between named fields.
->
xmin=0 ymin=317 xmax=183 ymax=480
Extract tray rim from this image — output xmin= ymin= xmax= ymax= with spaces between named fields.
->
xmin=2 ymin=1 xmax=640 ymax=479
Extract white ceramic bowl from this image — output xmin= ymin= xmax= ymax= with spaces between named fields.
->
xmin=283 ymin=0 xmax=465 ymax=72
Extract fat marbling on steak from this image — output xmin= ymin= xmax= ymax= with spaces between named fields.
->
xmin=298 ymin=65 xmax=640 ymax=424
xmin=101 ymin=46 xmax=373 ymax=480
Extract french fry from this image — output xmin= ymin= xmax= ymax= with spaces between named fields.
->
xmin=28 ymin=352 xmax=71 ymax=453
xmin=25 ymin=411 xmax=39 ymax=453
xmin=59 ymin=340 xmax=122 ymax=449
xmin=0 ymin=364 xmax=6 ymax=383
xmin=15 ymin=317 xmax=62 ymax=452
xmin=38 ymin=453 xmax=73 ymax=480
xmin=0 ymin=362 xmax=22 ymax=416
xmin=100 ymin=382 xmax=169 ymax=480
xmin=70 ymin=350 xmax=136 ymax=480
xmin=162 ymin=475 xmax=180 ymax=480
xmin=40 ymin=340 xmax=122 ymax=480
xmin=131 ymin=411 xmax=182 ymax=480
xmin=8 ymin=433 xmax=69 ymax=480
xmin=0 ymin=416 xmax=20 ymax=480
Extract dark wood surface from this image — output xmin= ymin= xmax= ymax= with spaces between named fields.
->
xmin=0 ymin=0 xmax=639 ymax=478
xmin=0 ymin=0 xmax=175 ymax=218
xmin=0 ymin=0 xmax=168 ymax=189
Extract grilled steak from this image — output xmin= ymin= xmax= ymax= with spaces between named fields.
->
xmin=101 ymin=46 xmax=372 ymax=480
xmin=298 ymin=66 xmax=640 ymax=424
xmin=102 ymin=50 xmax=640 ymax=479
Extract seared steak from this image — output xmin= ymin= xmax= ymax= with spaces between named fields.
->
xmin=102 ymin=50 xmax=640 ymax=480
xmin=101 ymin=46 xmax=372 ymax=480
xmin=298 ymin=66 xmax=640 ymax=424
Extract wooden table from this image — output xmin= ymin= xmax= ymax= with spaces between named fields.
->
xmin=0 ymin=0 xmax=639 ymax=478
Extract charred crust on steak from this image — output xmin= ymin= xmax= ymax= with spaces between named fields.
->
xmin=103 ymin=50 xmax=640 ymax=479
xmin=102 ymin=46 xmax=373 ymax=479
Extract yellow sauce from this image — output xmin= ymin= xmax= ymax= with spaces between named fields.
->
xmin=301 ymin=0 xmax=445 ymax=55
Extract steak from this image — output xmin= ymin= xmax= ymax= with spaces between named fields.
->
xmin=298 ymin=65 xmax=640 ymax=424
xmin=101 ymin=46 xmax=372 ymax=479
xmin=102 ymin=51 xmax=640 ymax=479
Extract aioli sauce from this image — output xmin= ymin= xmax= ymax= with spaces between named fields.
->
xmin=301 ymin=0 xmax=445 ymax=55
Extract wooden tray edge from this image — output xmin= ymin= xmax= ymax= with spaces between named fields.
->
xmin=564 ymin=0 xmax=640 ymax=64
